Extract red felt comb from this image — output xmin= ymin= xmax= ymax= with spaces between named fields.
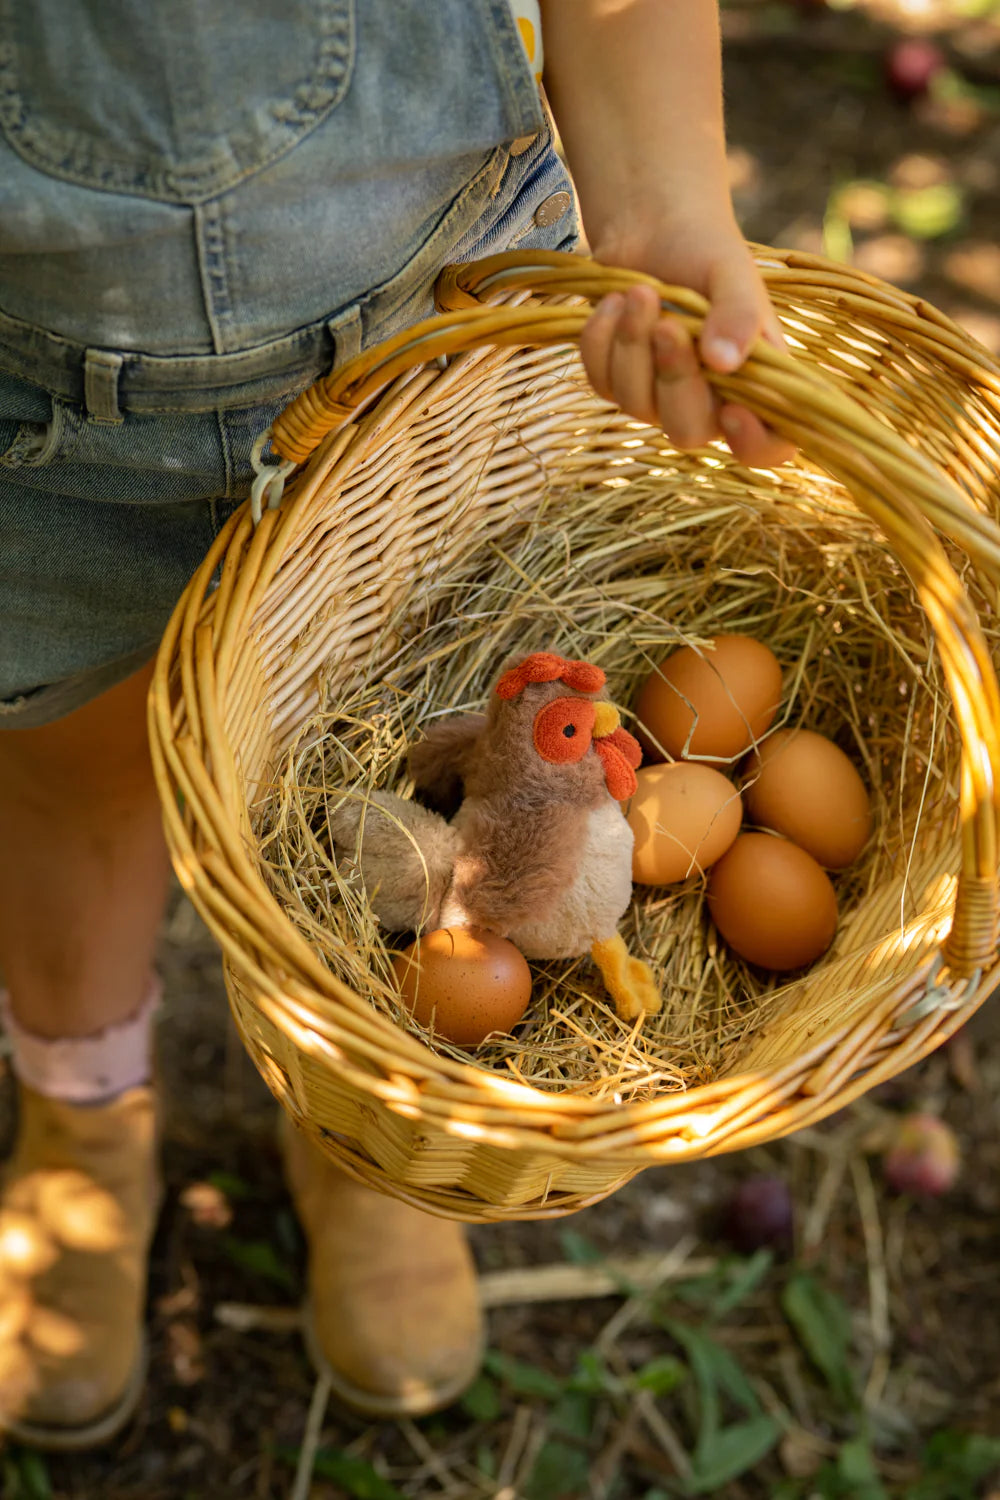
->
xmin=495 ymin=652 xmax=607 ymax=700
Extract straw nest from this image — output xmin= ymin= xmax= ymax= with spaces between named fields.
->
xmin=254 ymin=445 xmax=980 ymax=1104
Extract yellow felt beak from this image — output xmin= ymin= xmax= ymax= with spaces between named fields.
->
xmin=592 ymin=702 xmax=621 ymax=739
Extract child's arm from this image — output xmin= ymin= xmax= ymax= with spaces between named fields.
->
xmin=539 ymin=0 xmax=795 ymax=468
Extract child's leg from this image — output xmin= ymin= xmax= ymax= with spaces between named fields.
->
xmin=0 ymin=662 xmax=169 ymax=1042
xmin=0 ymin=665 xmax=165 ymax=1447
xmin=0 ymin=661 xmax=481 ymax=1439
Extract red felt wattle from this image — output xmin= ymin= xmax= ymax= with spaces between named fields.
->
xmin=594 ymin=738 xmax=639 ymax=801
xmin=496 ymin=652 xmax=606 ymax=700
xmin=601 ymin=726 xmax=642 ymax=770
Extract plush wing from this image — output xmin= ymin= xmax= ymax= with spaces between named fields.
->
xmin=440 ymin=795 xmax=586 ymax=938
xmin=326 ymin=789 xmax=460 ymax=933
xmin=407 ymin=712 xmax=487 ymax=817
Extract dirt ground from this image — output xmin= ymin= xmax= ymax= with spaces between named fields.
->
xmin=6 ymin=2 xmax=1000 ymax=1496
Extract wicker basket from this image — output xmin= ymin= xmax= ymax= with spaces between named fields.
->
xmin=149 ymin=249 xmax=1000 ymax=1222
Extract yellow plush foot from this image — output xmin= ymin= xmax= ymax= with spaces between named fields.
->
xmin=590 ymin=934 xmax=662 ymax=1021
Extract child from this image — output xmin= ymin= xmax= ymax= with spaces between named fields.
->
xmin=0 ymin=0 xmax=791 ymax=1446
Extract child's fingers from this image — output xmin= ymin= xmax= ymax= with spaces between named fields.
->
xmin=653 ymin=320 xmax=717 ymax=450
xmin=606 ymin=285 xmax=660 ymax=425
xmin=719 ymin=404 xmax=797 ymax=469
xmin=700 ymin=247 xmax=772 ymax=373
xmin=579 ymin=292 xmax=625 ymax=406
xmin=581 ymin=276 xmax=796 ymax=466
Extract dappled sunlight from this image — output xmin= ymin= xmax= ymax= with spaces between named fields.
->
xmin=0 ymin=1212 xmax=57 ymax=1278
xmin=32 ymin=1171 xmax=127 ymax=1255
xmin=27 ymin=1305 xmax=86 ymax=1361
xmin=0 ymin=1285 xmax=31 ymax=1344
xmin=854 ymin=233 xmax=927 ymax=282
xmin=948 ymin=304 xmax=1000 ymax=352
xmin=944 ymin=241 xmax=1000 ymax=300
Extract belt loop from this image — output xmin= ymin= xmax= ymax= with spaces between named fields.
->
xmin=83 ymin=349 xmax=124 ymax=423
xmin=325 ymin=305 xmax=362 ymax=372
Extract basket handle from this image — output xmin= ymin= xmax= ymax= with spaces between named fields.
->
xmin=266 ymin=249 xmax=1000 ymax=978
xmin=272 ymin=251 xmax=720 ymax=466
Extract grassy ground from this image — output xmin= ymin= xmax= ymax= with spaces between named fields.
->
xmin=5 ymin=892 xmax=998 ymax=1500
xmin=5 ymin=0 xmax=1000 ymax=1494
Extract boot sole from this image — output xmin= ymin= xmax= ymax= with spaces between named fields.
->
xmin=301 ymin=1301 xmax=483 ymax=1421
xmin=0 ymin=1337 xmax=147 ymax=1452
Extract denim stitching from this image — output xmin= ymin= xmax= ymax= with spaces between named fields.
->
xmin=215 ymin=410 xmax=235 ymax=502
xmin=0 ymin=0 xmax=355 ymax=204
xmin=195 ymin=201 xmax=233 ymax=353
xmin=479 ymin=0 xmax=545 ymax=136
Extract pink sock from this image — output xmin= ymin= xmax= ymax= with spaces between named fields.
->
xmin=0 ymin=978 xmax=161 ymax=1104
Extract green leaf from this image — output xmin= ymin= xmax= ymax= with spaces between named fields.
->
xmin=663 ymin=1321 xmax=763 ymax=1482
xmin=891 ymin=183 xmax=964 ymax=241
xmin=9 ymin=1451 xmax=51 ymax=1500
xmin=523 ymin=1440 xmax=591 ymax=1500
xmin=781 ymin=1273 xmax=855 ymax=1407
xmin=665 ymin=1324 xmax=720 ymax=1450
xmin=632 ymin=1354 xmax=687 ymax=1397
xmin=475 ymin=1443 xmax=497 ymax=1480
xmin=568 ymin=1349 xmax=614 ymax=1396
xmin=221 ymin=1236 xmax=296 ymax=1292
xmin=473 ymin=1440 xmax=497 ymax=1476
xmin=835 ymin=1437 xmax=888 ymax=1499
xmin=206 ymin=1169 xmax=254 ymax=1200
xmin=674 ymin=1324 xmax=760 ymax=1416
xmin=560 ymin=1228 xmax=604 ymax=1265
xmin=671 ymin=1252 xmax=773 ymax=1321
xmin=822 ymin=209 xmax=853 ymax=266
xmin=687 ymin=1415 xmax=782 ymax=1492
xmin=483 ymin=1350 xmax=564 ymax=1401
xmin=712 ymin=1250 xmax=774 ymax=1320
xmin=550 ymin=1392 xmax=594 ymax=1440
xmin=274 ymin=1447 xmax=405 ymax=1500
xmin=905 ymin=1429 xmax=1000 ymax=1500
xmin=808 ymin=1436 xmax=887 ymax=1500
xmin=461 ymin=1373 xmax=503 ymax=1422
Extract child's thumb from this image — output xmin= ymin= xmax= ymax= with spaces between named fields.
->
xmin=699 ymin=250 xmax=770 ymax=374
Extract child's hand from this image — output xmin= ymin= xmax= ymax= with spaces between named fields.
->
xmin=538 ymin=0 xmax=797 ymax=469
xmin=580 ymin=223 xmax=796 ymax=469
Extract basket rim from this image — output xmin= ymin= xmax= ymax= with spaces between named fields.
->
xmin=150 ymin=246 xmax=1000 ymax=1165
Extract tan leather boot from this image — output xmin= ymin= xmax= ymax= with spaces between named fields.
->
xmin=282 ymin=1122 xmax=484 ymax=1418
xmin=0 ymin=1083 xmax=160 ymax=1449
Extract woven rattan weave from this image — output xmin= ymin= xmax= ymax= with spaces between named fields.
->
xmin=150 ymin=250 xmax=1000 ymax=1221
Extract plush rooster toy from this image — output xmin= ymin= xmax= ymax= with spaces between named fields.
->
xmin=329 ymin=652 xmax=662 ymax=1022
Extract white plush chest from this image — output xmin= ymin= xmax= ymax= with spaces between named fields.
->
xmin=508 ymin=801 xmax=635 ymax=959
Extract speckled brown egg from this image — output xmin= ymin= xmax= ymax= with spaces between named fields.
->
xmin=743 ymin=728 xmax=872 ymax=869
xmin=628 ymin=762 xmax=743 ymax=884
xmin=707 ymin=832 xmax=838 ymax=971
xmin=392 ymin=926 xmax=532 ymax=1047
xmin=634 ymin=635 xmax=783 ymax=762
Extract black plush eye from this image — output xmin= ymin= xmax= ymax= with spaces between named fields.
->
xmin=563 ymin=724 xmax=577 ymax=738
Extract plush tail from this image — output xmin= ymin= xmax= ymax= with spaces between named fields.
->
xmin=325 ymin=789 xmax=460 ymax=934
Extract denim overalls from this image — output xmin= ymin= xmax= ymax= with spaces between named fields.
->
xmin=0 ymin=0 xmax=578 ymax=725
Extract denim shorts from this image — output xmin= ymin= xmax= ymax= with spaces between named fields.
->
xmin=0 ymin=0 xmax=578 ymax=728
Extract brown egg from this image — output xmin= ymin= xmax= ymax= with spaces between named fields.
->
xmin=392 ymin=926 xmax=532 ymax=1047
xmin=743 ymin=729 xmax=872 ymax=869
xmin=635 ymin=635 xmax=783 ymax=762
xmin=707 ymin=832 xmax=838 ymax=971
xmin=628 ymin=763 xmax=743 ymax=884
